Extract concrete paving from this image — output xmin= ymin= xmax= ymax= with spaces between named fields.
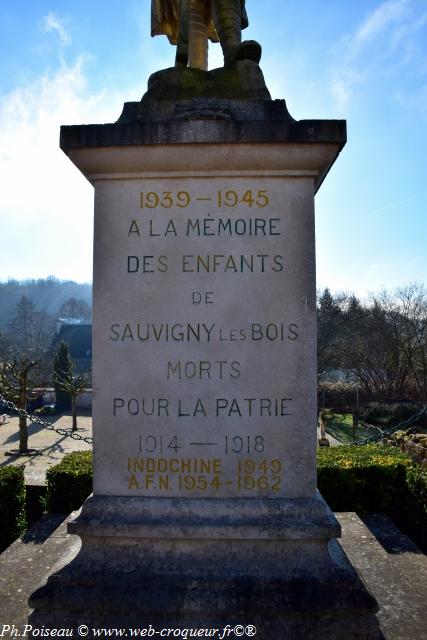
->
xmin=1 ymin=416 xmax=426 ymax=638
xmin=337 ymin=513 xmax=427 ymax=640
xmin=0 ymin=512 xmax=425 ymax=639
xmin=0 ymin=414 xmax=92 ymax=485
xmin=0 ymin=514 xmax=78 ymax=634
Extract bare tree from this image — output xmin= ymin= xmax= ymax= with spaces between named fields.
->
xmin=393 ymin=284 xmax=427 ymax=398
xmin=0 ymin=357 xmax=40 ymax=453
xmin=7 ymin=295 xmax=55 ymax=359
xmin=7 ymin=296 xmax=37 ymax=352
xmin=54 ymin=361 xmax=90 ymax=431
xmin=337 ymin=284 xmax=427 ymax=401
xmin=58 ymin=297 xmax=91 ymax=321
xmin=318 ymin=284 xmax=427 ymax=400
xmin=317 ymin=288 xmax=347 ymax=375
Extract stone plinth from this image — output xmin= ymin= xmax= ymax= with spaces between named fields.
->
xmin=29 ymin=99 xmax=381 ymax=638
xmin=30 ymin=496 xmax=381 ymax=638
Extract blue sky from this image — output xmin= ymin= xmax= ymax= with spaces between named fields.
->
xmin=0 ymin=0 xmax=426 ymax=297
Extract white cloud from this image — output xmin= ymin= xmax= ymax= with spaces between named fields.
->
xmin=393 ymin=83 xmax=427 ymax=114
xmin=390 ymin=9 xmax=427 ymax=48
xmin=40 ymin=11 xmax=71 ymax=46
xmin=0 ymin=57 xmax=133 ymax=282
xmin=328 ymin=0 xmax=425 ymax=110
xmin=354 ymin=0 xmax=408 ymax=49
xmin=330 ymin=68 xmax=363 ymax=113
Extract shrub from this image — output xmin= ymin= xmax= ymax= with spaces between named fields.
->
xmin=317 ymin=444 xmax=410 ymax=513
xmin=45 ymin=451 xmax=93 ymax=513
xmin=43 ymin=447 xmax=427 ymax=552
xmin=406 ymin=465 xmax=427 ymax=509
xmin=358 ymin=405 xmax=386 ymax=425
xmin=390 ymin=404 xmax=426 ymax=427
xmin=395 ymin=464 xmax=427 ymax=550
xmin=0 ymin=466 xmax=26 ymax=552
xmin=318 ymin=380 xmax=365 ymax=409
xmin=318 ymin=443 xmax=427 ymax=552
xmin=359 ymin=403 xmax=427 ymax=429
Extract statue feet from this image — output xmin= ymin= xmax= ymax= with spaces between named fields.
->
xmin=175 ymin=40 xmax=262 ymax=69
xmin=236 ymin=40 xmax=262 ymax=64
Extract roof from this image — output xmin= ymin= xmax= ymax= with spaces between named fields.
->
xmin=54 ymin=324 xmax=92 ymax=360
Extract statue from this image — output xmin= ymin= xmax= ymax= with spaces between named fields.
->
xmin=139 ymin=0 xmax=270 ymax=109
xmin=151 ymin=0 xmax=261 ymax=71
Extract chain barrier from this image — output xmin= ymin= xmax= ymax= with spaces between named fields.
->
xmin=0 ymin=393 xmax=93 ymax=445
xmin=2 ymin=391 xmax=425 ymax=450
xmin=350 ymin=405 xmax=427 ymax=446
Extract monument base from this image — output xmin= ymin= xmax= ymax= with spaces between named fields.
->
xmin=43 ymin=95 xmax=378 ymax=638
xmin=29 ymin=493 xmax=381 ymax=639
xmin=141 ymin=60 xmax=271 ymax=106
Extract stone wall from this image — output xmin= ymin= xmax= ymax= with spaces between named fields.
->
xmin=385 ymin=431 xmax=427 ymax=469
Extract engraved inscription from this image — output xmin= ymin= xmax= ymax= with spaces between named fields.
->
xmin=94 ymin=178 xmax=312 ymax=497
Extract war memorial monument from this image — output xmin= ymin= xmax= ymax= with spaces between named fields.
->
xmin=30 ymin=1 xmax=381 ymax=637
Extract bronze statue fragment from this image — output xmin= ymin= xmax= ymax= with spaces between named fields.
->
xmin=151 ymin=0 xmax=261 ymax=70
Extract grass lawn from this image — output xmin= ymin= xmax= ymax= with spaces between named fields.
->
xmin=324 ymin=413 xmax=370 ymax=444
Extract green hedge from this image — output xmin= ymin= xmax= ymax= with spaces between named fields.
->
xmin=396 ymin=464 xmax=427 ymax=549
xmin=45 ymin=451 xmax=93 ymax=513
xmin=317 ymin=444 xmax=410 ymax=513
xmin=406 ymin=465 xmax=427 ymax=511
xmin=0 ymin=466 xmax=26 ymax=553
xmin=45 ymin=446 xmax=427 ymax=551
xmin=317 ymin=444 xmax=427 ymax=551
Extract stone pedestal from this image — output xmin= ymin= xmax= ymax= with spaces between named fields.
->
xmin=29 ymin=98 xmax=381 ymax=638
xmin=30 ymin=496 xmax=380 ymax=638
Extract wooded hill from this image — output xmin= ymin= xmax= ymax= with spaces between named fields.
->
xmin=0 ymin=278 xmax=92 ymax=331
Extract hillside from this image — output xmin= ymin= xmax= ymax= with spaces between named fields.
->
xmin=0 ymin=278 xmax=92 ymax=330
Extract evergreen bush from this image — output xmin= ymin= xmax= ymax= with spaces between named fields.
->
xmin=318 ymin=444 xmax=427 ymax=551
xmin=53 ymin=341 xmax=72 ymax=411
xmin=317 ymin=444 xmax=410 ymax=513
xmin=45 ymin=451 xmax=93 ymax=513
xmin=44 ymin=447 xmax=427 ymax=551
xmin=358 ymin=403 xmax=427 ymax=429
xmin=396 ymin=464 xmax=427 ymax=550
xmin=0 ymin=466 xmax=26 ymax=552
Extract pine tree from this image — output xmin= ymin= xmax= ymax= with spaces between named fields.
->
xmin=53 ymin=341 xmax=72 ymax=410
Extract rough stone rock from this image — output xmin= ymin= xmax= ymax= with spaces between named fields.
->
xmin=143 ymin=59 xmax=271 ymax=101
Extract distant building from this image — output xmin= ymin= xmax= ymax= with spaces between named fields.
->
xmin=53 ymin=319 xmax=92 ymax=373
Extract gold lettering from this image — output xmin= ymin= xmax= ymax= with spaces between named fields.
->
xmin=128 ymin=474 xmax=140 ymax=489
xmin=159 ymin=475 xmax=170 ymax=490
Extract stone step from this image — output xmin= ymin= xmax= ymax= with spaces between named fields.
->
xmin=0 ymin=512 xmax=425 ymax=639
xmin=336 ymin=513 xmax=427 ymax=640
